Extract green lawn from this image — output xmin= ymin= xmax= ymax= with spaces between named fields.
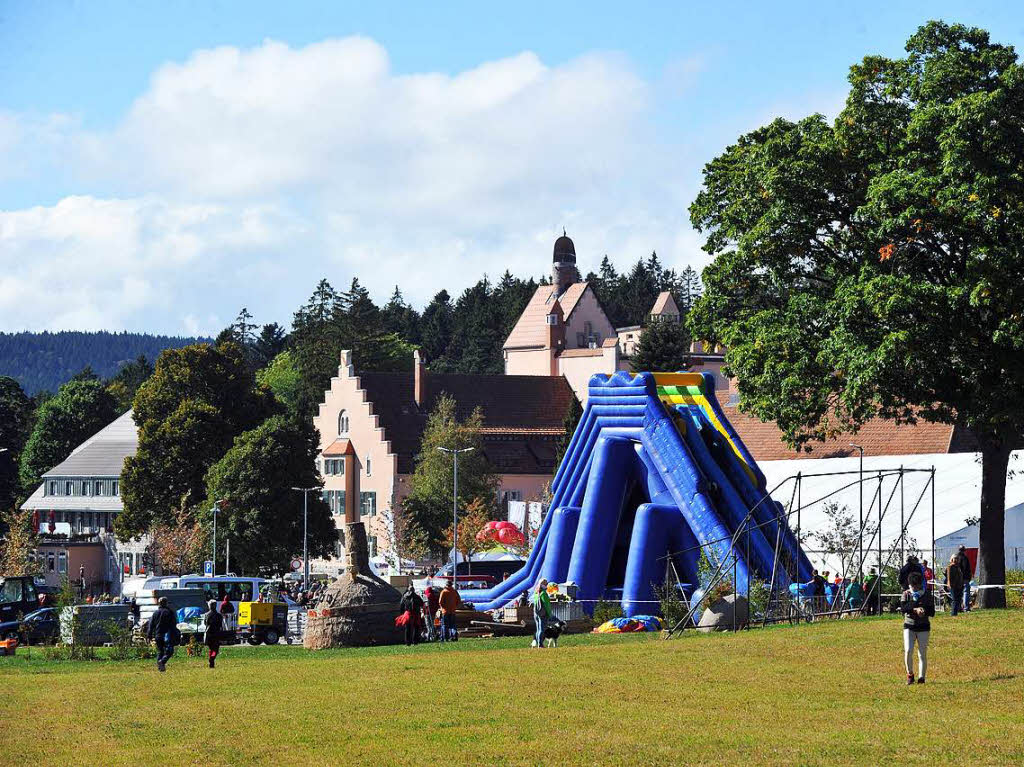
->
xmin=2 ymin=611 xmax=1022 ymax=766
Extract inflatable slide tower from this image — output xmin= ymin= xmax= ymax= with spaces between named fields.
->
xmin=460 ymin=371 xmax=813 ymax=617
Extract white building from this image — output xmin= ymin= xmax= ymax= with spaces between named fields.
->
xmin=934 ymin=502 xmax=1024 ymax=573
xmin=21 ymin=411 xmax=149 ymax=595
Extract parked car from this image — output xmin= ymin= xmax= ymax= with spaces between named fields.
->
xmin=0 ymin=607 xmax=59 ymax=645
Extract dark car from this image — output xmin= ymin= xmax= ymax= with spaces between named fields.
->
xmin=0 ymin=607 xmax=59 ymax=645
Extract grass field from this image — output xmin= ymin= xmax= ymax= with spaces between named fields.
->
xmin=2 ymin=610 xmax=1023 ymax=766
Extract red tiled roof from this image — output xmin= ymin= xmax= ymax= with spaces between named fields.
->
xmin=323 ymin=439 xmax=356 ymax=457
xmin=357 ymin=370 xmax=576 ymax=474
xmin=723 ymin=404 xmax=966 ymax=460
xmin=502 ymin=282 xmax=593 ymax=350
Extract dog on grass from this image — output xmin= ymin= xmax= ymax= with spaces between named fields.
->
xmin=530 ymin=619 xmax=566 ymax=648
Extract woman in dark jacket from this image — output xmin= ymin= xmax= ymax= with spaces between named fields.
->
xmin=204 ymin=600 xmax=225 ymax=669
xmin=900 ymin=571 xmax=935 ymax=684
xmin=398 ymin=585 xmax=424 ymax=646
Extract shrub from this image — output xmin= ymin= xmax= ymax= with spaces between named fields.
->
xmin=654 ymin=584 xmax=687 ymax=630
xmin=592 ymin=600 xmax=623 ymax=625
xmin=1007 ymin=569 xmax=1024 ymax=609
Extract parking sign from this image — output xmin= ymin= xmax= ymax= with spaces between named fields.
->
xmin=204 ymin=560 xmax=214 ymax=576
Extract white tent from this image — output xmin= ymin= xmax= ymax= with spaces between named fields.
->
xmin=934 ymin=502 xmax=1024 ymax=571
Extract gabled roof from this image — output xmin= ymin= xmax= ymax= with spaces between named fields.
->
xmin=356 ymin=371 xmax=575 ymax=474
xmin=651 ymin=291 xmax=679 ymax=317
xmin=42 ymin=410 xmax=137 ymax=478
xmin=502 ymin=282 xmax=594 ymax=350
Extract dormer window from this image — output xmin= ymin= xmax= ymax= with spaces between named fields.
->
xmin=65 ymin=481 xmax=73 ymax=496
xmin=95 ymin=480 xmax=103 ymax=496
xmin=338 ymin=410 xmax=350 ymax=437
xmin=545 ymin=314 xmax=558 ymax=326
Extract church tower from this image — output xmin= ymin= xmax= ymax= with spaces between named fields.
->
xmin=551 ymin=230 xmax=580 ymax=296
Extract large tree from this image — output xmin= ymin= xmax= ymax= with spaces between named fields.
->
xmin=118 ymin=342 xmax=277 ymax=537
xmin=19 ymin=378 xmax=118 ymax=498
xmin=400 ymin=394 xmax=498 ymax=557
xmin=202 ymin=415 xmax=336 ymax=574
xmin=688 ymin=21 xmax=1024 ymax=607
xmin=0 ymin=376 xmax=32 ymax=512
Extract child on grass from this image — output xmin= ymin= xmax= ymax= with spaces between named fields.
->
xmin=900 ymin=570 xmax=935 ymax=685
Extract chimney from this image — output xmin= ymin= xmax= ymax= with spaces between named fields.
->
xmin=413 ymin=349 xmax=426 ymax=408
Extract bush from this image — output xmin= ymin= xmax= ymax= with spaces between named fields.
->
xmin=105 ymin=620 xmax=155 ymax=661
xmin=592 ymin=600 xmax=623 ymax=625
xmin=654 ymin=584 xmax=687 ymax=630
xmin=1007 ymin=569 xmax=1024 ymax=609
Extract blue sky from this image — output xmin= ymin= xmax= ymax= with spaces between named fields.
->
xmin=1 ymin=2 xmax=1021 ymax=334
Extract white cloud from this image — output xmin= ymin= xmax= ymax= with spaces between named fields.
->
xmin=0 ymin=37 xmax=712 ymax=333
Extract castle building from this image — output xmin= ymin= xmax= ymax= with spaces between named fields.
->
xmin=502 ymin=232 xmax=728 ymax=401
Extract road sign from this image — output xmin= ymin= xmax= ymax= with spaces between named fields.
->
xmin=291 ymin=558 xmax=303 ymax=572
xmin=204 ymin=560 xmax=214 ymax=576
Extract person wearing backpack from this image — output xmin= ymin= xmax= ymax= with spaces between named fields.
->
xmin=147 ymin=597 xmax=177 ymax=672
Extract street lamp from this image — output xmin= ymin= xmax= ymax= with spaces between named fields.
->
xmin=211 ymin=499 xmax=226 ymax=576
xmin=850 ymin=444 xmax=864 ymax=576
xmin=292 ymin=487 xmax=319 ymax=589
xmin=437 ymin=446 xmax=474 ymax=576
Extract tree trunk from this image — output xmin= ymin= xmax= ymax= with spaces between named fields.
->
xmin=977 ymin=438 xmax=1011 ymax=609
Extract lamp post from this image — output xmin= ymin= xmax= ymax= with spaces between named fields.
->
xmin=437 ymin=446 xmax=474 ymax=576
xmin=211 ymin=499 xmax=226 ymax=576
xmin=292 ymin=487 xmax=319 ymax=589
xmin=850 ymin=444 xmax=864 ymax=576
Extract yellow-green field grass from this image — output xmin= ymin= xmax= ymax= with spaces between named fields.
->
xmin=2 ymin=611 xmax=1022 ymax=766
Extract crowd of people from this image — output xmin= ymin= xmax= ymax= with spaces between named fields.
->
xmin=395 ymin=581 xmax=462 ymax=646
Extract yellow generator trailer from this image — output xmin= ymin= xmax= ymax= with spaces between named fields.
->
xmin=237 ymin=601 xmax=288 ymax=645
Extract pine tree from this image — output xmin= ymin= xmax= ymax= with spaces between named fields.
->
xmin=631 ymin=317 xmax=692 ymax=374
xmin=419 ymin=290 xmax=454 ymax=365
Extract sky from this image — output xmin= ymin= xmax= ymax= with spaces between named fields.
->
xmin=1 ymin=1 xmax=1022 ymax=336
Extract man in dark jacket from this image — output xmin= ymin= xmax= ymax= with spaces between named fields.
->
xmin=204 ymin=600 xmax=224 ymax=668
xmin=898 ymin=555 xmax=922 ymax=590
xmin=955 ymin=546 xmax=973 ymax=612
xmin=147 ymin=597 xmax=177 ymax=672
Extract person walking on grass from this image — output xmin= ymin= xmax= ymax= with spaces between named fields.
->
xmin=204 ymin=600 xmax=224 ymax=668
xmin=438 ymin=581 xmax=460 ymax=642
xmin=900 ymin=571 xmax=935 ymax=685
xmin=531 ymin=579 xmax=552 ymax=648
xmin=945 ymin=555 xmax=964 ymax=616
xmin=955 ymin=546 xmax=973 ymax=612
xmin=148 ymin=597 xmax=177 ymax=672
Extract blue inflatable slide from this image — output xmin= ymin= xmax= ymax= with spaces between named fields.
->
xmin=460 ymin=371 xmax=813 ymax=617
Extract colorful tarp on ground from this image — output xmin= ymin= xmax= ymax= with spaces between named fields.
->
xmin=594 ymin=615 xmax=664 ymax=633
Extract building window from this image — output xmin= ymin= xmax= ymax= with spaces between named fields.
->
xmin=338 ymin=410 xmax=349 ymax=437
xmin=95 ymin=480 xmax=103 ymax=496
xmin=83 ymin=481 xmax=91 ymax=497
xmin=65 ymin=481 xmax=73 ymax=496
xmin=58 ymin=551 xmax=67 ymax=574
xmin=360 ymin=491 xmax=376 ymax=517
xmin=576 ymin=332 xmax=585 ymax=347
xmin=368 ymin=535 xmax=377 ymax=558
xmin=48 ymin=552 xmax=56 ymax=572
xmin=47 ymin=481 xmax=55 ymax=496
xmin=545 ymin=314 xmax=558 ymax=326
xmin=365 ymin=456 xmax=371 ymax=477
xmin=112 ymin=481 xmax=119 ymax=496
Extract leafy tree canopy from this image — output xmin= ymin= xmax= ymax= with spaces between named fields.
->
xmin=19 ymin=378 xmax=117 ymax=497
xmin=118 ymin=343 xmax=277 ymax=537
xmin=0 ymin=376 xmax=32 ymax=512
xmin=202 ymin=415 xmax=336 ymax=574
xmin=401 ymin=394 xmax=499 ymax=557
xmin=688 ymin=21 xmax=1024 ymax=607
